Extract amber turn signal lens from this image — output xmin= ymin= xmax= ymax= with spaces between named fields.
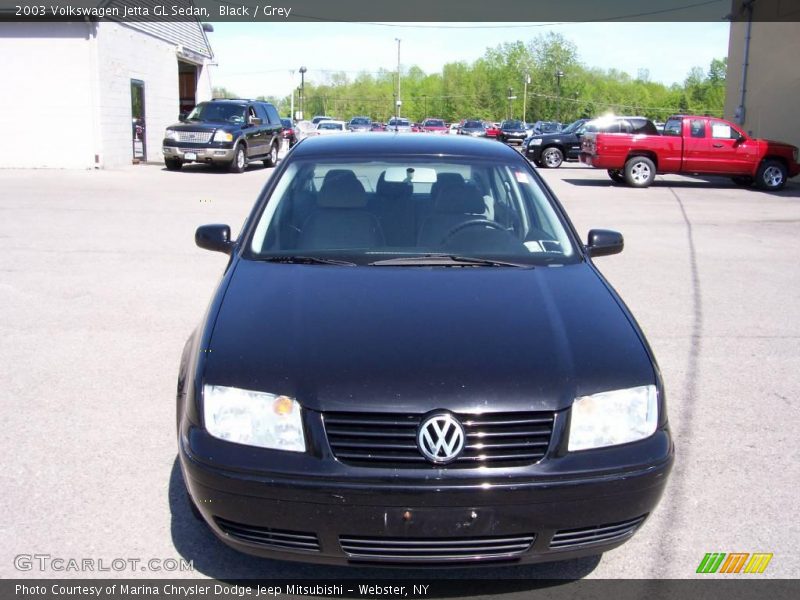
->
xmin=273 ymin=395 xmax=295 ymax=416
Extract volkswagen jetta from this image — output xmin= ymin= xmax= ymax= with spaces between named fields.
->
xmin=177 ymin=133 xmax=674 ymax=566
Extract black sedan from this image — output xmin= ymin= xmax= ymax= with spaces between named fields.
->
xmin=179 ymin=133 xmax=673 ymax=567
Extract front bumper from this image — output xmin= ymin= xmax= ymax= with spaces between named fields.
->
xmin=179 ymin=421 xmax=673 ymax=566
xmin=525 ymin=144 xmax=544 ymax=161
xmin=502 ymin=133 xmax=527 ymax=144
xmin=163 ymin=145 xmax=235 ymax=164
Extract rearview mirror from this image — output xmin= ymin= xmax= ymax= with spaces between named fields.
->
xmin=196 ymin=224 xmax=233 ymax=254
xmin=586 ymin=229 xmax=624 ymax=257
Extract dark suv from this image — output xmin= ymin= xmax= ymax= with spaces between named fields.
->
xmin=525 ymin=117 xmax=659 ymax=168
xmin=163 ymin=99 xmax=283 ymax=172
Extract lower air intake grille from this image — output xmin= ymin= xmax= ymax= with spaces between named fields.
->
xmin=324 ymin=411 xmax=554 ymax=468
xmin=215 ymin=517 xmax=320 ymax=552
xmin=339 ymin=534 xmax=535 ymax=563
xmin=549 ymin=515 xmax=647 ymax=549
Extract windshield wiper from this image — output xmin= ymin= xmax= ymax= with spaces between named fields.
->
xmin=369 ymin=254 xmax=532 ymax=268
xmin=259 ymin=255 xmax=356 ymax=266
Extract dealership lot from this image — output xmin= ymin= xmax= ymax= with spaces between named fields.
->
xmin=1 ymin=161 xmax=799 ymax=582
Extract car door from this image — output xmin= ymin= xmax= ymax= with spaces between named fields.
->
xmin=706 ymin=119 xmax=760 ymax=174
xmin=566 ymin=122 xmax=589 ymax=159
xmin=244 ymin=104 xmax=266 ymax=157
xmin=262 ymin=104 xmax=283 ymax=149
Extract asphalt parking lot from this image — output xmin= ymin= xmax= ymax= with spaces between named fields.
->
xmin=1 ymin=158 xmax=799 ymax=583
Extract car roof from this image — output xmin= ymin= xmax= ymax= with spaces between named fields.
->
xmin=292 ymin=132 xmax=523 ymax=159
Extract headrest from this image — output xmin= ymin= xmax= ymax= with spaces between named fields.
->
xmin=318 ymin=173 xmax=368 ymax=208
xmin=430 ymin=172 xmax=466 ymax=200
xmin=376 ymin=171 xmax=412 ymax=199
xmin=434 ymin=184 xmax=486 ymax=214
xmin=322 ymin=169 xmax=357 ymax=187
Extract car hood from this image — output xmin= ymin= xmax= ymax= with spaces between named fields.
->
xmin=204 ymin=261 xmax=654 ymax=414
xmin=168 ymin=121 xmax=233 ymax=132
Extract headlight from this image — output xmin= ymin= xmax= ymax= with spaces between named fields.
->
xmin=530 ymin=138 xmax=543 ymax=146
xmin=213 ymin=130 xmax=234 ymax=143
xmin=164 ymin=129 xmax=179 ymax=141
xmin=568 ymin=385 xmax=658 ymax=451
xmin=203 ymin=385 xmax=306 ymax=452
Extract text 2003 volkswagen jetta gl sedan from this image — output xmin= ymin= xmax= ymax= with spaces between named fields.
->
xmin=177 ymin=134 xmax=673 ymax=566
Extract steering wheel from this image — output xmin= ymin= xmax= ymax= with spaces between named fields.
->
xmin=440 ymin=219 xmax=508 ymax=245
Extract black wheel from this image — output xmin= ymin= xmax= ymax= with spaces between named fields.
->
xmin=165 ymin=158 xmax=182 ymax=171
xmin=229 ymin=144 xmax=247 ymax=173
xmin=623 ymin=156 xmax=656 ymax=187
xmin=608 ymin=169 xmax=626 ymax=184
xmin=731 ymin=176 xmax=754 ymax=187
xmin=263 ymin=143 xmax=278 ymax=168
xmin=755 ymin=159 xmax=787 ymax=191
xmin=540 ymin=147 xmax=563 ymax=168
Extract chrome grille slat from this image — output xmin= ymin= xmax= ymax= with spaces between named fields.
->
xmin=324 ymin=411 xmax=554 ymax=468
xmin=549 ymin=515 xmax=647 ymax=549
xmin=215 ymin=517 xmax=321 ymax=552
xmin=340 ymin=534 xmax=535 ymax=562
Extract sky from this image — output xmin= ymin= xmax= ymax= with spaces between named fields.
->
xmin=205 ymin=21 xmax=731 ymax=99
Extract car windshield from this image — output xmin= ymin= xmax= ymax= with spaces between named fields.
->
xmin=560 ymin=120 xmax=583 ymax=134
xmin=350 ymin=118 xmax=371 ymax=125
xmin=464 ymin=121 xmax=483 ymax=128
xmin=186 ymin=102 xmax=246 ymax=124
xmin=424 ymin=119 xmax=445 ymax=127
xmin=502 ymin=120 xmax=524 ymax=129
xmin=388 ymin=119 xmax=410 ymax=127
xmin=247 ymin=158 xmax=578 ymax=266
xmin=318 ymin=122 xmax=343 ymax=130
xmin=539 ymin=122 xmax=560 ymax=133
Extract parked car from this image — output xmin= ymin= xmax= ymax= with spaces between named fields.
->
xmin=182 ymin=133 xmax=674 ymax=567
xmin=348 ymin=116 xmax=372 ymax=133
xmin=311 ymin=115 xmax=334 ymax=126
xmin=532 ymin=121 xmax=562 ymax=135
xmin=498 ymin=120 xmax=529 ymax=145
xmin=370 ymin=122 xmax=386 ymax=132
xmin=163 ymin=99 xmax=282 ymax=172
xmin=280 ymin=118 xmax=297 ymax=147
xmin=580 ymin=114 xmax=800 ymax=190
xmin=387 ymin=117 xmax=413 ymax=133
xmin=293 ymin=120 xmax=317 ymax=142
xmin=525 ymin=117 xmax=653 ymax=168
xmin=314 ymin=120 xmax=347 ymax=136
xmin=484 ymin=122 xmax=501 ymax=138
xmin=448 ymin=122 xmax=461 ymax=135
xmin=459 ymin=120 xmax=487 ymax=137
xmin=420 ymin=118 xmax=448 ymax=134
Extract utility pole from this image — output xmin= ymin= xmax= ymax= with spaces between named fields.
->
xmin=555 ymin=70 xmax=564 ymax=123
xmin=299 ymin=66 xmax=307 ymax=120
xmin=395 ymin=38 xmax=402 ymax=123
xmin=507 ymin=87 xmax=516 ymax=120
xmin=523 ymin=72 xmax=530 ymax=124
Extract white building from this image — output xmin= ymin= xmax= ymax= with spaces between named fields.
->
xmin=0 ymin=18 xmax=214 ymax=168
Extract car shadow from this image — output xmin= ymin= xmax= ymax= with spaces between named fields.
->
xmin=168 ymin=457 xmax=601 ymax=587
xmin=561 ymin=176 xmax=800 ymax=196
xmin=162 ymin=162 xmax=275 ymax=175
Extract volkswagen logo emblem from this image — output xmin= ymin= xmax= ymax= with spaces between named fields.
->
xmin=417 ymin=413 xmax=465 ymax=464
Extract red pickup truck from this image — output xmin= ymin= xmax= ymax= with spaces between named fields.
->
xmin=579 ymin=115 xmax=799 ymax=191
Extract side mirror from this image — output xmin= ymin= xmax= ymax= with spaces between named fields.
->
xmin=586 ymin=229 xmax=624 ymax=257
xmin=179 ymin=112 xmax=188 ymax=122
xmin=248 ymin=116 xmax=262 ymax=126
xmin=196 ymin=224 xmax=233 ymax=254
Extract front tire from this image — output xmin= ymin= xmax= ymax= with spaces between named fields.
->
xmin=263 ymin=143 xmax=278 ymax=168
xmin=165 ymin=158 xmax=182 ymax=171
xmin=755 ymin=159 xmax=787 ymax=191
xmin=229 ymin=144 xmax=247 ymax=173
xmin=624 ymin=156 xmax=656 ymax=187
xmin=541 ymin=147 xmax=564 ymax=168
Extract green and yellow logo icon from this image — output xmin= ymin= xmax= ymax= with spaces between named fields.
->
xmin=697 ymin=552 xmax=773 ymax=574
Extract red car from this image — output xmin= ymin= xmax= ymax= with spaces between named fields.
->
xmin=483 ymin=122 xmax=501 ymax=138
xmin=580 ymin=114 xmax=799 ymax=191
xmin=421 ymin=118 xmax=448 ymax=134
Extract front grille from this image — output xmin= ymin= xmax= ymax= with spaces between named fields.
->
xmin=340 ymin=533 xmax=535 ymax=563
xmin=176 ymin=130 xmax=213 ymax=143
xmin=549 ymin=515 xmax=647 ymax=550
xmin=324 ymin=411 xmax=554 ymax=468
xmin=215 ymin=517 xmax=320 ymax=552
